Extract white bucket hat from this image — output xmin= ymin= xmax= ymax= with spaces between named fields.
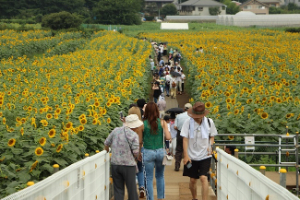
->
xmin=125 ymin=114 xmax=143 ymax=128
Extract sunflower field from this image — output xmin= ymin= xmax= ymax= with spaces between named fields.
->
xmin=0 ymin=30 xmax=151 ymax=197
xmin=141 ymin=30 xmax=300 ymax=135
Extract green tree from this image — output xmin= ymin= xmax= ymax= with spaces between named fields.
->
xmin=287 ymin=3 xmax=299 ymax=10
xmin=209 ymin=6 xmax=221 ymax=15
xmin=222 ymin=0 xmax=240 ymax=14
xmin=93 ymin=0 xmax=142 ymax=25
xmin=41 ymin=11 xmax=83 ymax=30
xmin=144 ymin=3 xmax=159 ymax=16
xmin=161 ymin=3 xmax=178 ymax=16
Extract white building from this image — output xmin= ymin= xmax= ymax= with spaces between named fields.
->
xmin=179 ymin=0 xmax=226 ymax=16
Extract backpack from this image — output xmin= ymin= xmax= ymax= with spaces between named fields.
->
xmin=171 ymin=81 xmax=176 ymax=88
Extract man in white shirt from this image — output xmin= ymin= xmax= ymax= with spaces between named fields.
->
xmin=181 ymin=102 xmax=218 ymax=200
xmin=174 ymin=103 xmax=192 ymax=171
xmin=165 ymin=73 xmax=172 ymax=97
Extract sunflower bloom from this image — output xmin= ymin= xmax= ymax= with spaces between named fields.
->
xmin=205 ymin=102 xmax=212 ymax=108
xmin=39 ymin=137 xmax=46 ymax=146
xmin=48 ymin=129 xmax=56 ymax=138
xmin=8 ymin=138 xmax=16 ymax=147
xmin=78 ymin=125 xmax=84 ymax=131
xmin=228 ymin=136 xmax=234 ymax=140
xmin=30 ymin=161 xmax=38 ymax=172
xmin=261 ymin=112 xmax=268 ymax=119
xmin=56 ymin=144 xmax=63 ymax=153
xmin=107 ymin=118 xmax=111 ymax=124
xmin=35 ymin=147 xmax=44 ymax=156
xmin=46 ymin=113 xmax=53 ymax=119
xmin=65 ymin=122 xmax=73 ymax=129
xmin=80 ymin=118 xmax=87 ymax=125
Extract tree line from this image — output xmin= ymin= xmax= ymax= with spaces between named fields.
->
xmin=0 ymin=0 xmax=144 ymax=25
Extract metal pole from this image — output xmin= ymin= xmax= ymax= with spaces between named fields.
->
xmin=280 ymin=169 xmax=287 ymax=188
xmin=260 ymin=166 xmax=266 ymax=175
xmin=296 ymin=132 xmax=299 ymax=197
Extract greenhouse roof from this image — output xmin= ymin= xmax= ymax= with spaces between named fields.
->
xmin=180 ymin=0 xmax=225 ymax=7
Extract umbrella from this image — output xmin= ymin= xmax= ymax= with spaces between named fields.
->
xmin=166 ymin=107 xmax=184 ymax=114
xmin=171 ymin=71 xmax=181 ymax=77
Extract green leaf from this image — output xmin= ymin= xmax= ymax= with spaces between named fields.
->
xmin=11 ymin=148 xmax=24 ymax=155
xmin=53 ymin=158 xmax=68 ymax=167
xmin=18 ymin=171 xmax=31 ymax=183
xmin=40 ymin=163 xmax=54 ymax=174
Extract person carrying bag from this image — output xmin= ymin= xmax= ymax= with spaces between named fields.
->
xmin=142 ymin=102 xmax=171 ymax=200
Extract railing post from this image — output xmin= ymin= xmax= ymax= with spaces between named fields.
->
xmin=53 ymin=164 xmax=59 ymax=173
xmin=27 ymin=181 xmax=34 ymax=187
xmin=259 ymin=166 xmax=266 ymax=175
xmin=280 ymin=169 xmax=287 ymax=188
xmin=234 ymin=149 xmax=239 ymax=158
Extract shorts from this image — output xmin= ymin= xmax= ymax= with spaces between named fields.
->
xmin=183 ymin=157 xmax=211 ymax=179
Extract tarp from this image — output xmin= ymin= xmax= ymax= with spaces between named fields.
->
xmin=160 ymin=23 xmax=189 ymax=30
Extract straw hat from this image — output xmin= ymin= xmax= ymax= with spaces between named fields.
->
xmin=124 ymin=114 xmax=143 ymax=128
xmin=187 ymin=102 xmax=209 ymax=119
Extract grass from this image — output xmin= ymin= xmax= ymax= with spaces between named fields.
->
xmin=82 ymin=22 xmax=287 ymax=37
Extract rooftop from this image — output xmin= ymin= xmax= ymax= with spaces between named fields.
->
xmin=180 ymin=0 xmax=225 ymax=7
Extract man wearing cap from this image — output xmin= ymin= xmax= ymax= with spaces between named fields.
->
xmin=174 ymin=103 xmax=193 ymax=171
xmin=181 ymin=102 xmax=218 ymax=200
xmin=104 ymin=114 xmax=143 ymax=200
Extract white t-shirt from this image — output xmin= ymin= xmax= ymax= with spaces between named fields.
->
xmin=159 ymin=46 xmax=164 ymax=53
xmin=180 ymin=117 xmax=218 ymax=161
xmin=181 ymin=74 xmax=186 ymax=83
xmin=165 ymin=74 xmax=172 ymax=83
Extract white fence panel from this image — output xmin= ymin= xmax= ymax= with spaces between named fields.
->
xmin=217 ymin=149 xmax=299 ymax=200
xmin=2 ymin=151 xmax=110 ymax=200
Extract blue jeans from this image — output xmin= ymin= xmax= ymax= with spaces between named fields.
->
xmin=165 ymin=84 xmax=170 ymax=95
xmin=137 ymin=148 xmax=144 ymax=188
xmin=154 ymin=97 xmax=158 ymax=103
xmin=143 ymin=148 xmax=165 ymax=200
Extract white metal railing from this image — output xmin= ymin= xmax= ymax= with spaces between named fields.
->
xmin=217 ymin=149 xmax=299 ymax=200
xmin=2 ymin=151 xmax=110 ymax=200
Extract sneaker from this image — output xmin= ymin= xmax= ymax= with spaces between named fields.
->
xmin=139 ymin=187 xmax=145 ymax=198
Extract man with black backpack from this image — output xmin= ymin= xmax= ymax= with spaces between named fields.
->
xmin=181 ymin=102 xmax=218 ymax=200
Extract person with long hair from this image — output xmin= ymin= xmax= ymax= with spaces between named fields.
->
xmin=128 ymin=106 xmax=146 ymax=198
xmin=142 ymin=102 xmax=171 ymax=200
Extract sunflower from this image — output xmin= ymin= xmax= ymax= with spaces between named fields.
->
xmin=246 ymin=99 xmax=253 ymax=104
xmin=80 ymin=118 xmax=87 ymax=125
xmin=8 ymin=138 xmax=16 ymax=147
xmin=94 ymin=101 xmax=100 ymax=107
xmin=79 ymin=114 xmax=86 ymax=120
xmin=56 ymin=144 xmax=63 ymax=153
xmin=226 ymin=104 xmax=231 ymax=110
xmin=102 ymin=109 xmax=107 ymax=115
xmin=35 ymin=147 xmax=44 ymax=156
xmin=106 ymin=102 xmax=111 ymax=107
xmin=261 ymin=112 xmax=268 ymax=119
xmin=226 ymin=98 xmax=231 ymax=103
xmin=30 ymin=161 xmax=38 ymax=172
xmin=286 ymin=113 xmax=293 ymax=119
xmin=92 ymin=118 xmax=98 ymax=125
xmin=107 ymin=118 xmax=111 ymax=124
xmin=276 ymin=98 xmax=282 ymax=103
xmin=205 ymin=102 xmax=212 ymax=108
xmin=46 ymin=113 xmax=52 ymax=119
xmin=234 ymin=109 xmax=239 ymax=115
xmin=3 ymin=117 xmax=6 ymax=124
xmin=55 ymin=108 xmax=61 ymax=114
xmin=20 ymin=127 xmax=24 ymax=136
xmin=39 ymin=137 xmax=46 ymax=146
xmin=48 ymin=129 xmax=56 ymax=138
xmin=78 ymin=125 xmax=84 ymax=131
xmin=228 ymin=136 xmax=234 ymax=140
xmin=65 ymin=122 xmax=73 ymax=129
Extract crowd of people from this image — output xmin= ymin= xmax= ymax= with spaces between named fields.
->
xmin=149 ymin=42 xmax=186 ymax=99
xmin=104 ymin=42 xmax=219 ymax=200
